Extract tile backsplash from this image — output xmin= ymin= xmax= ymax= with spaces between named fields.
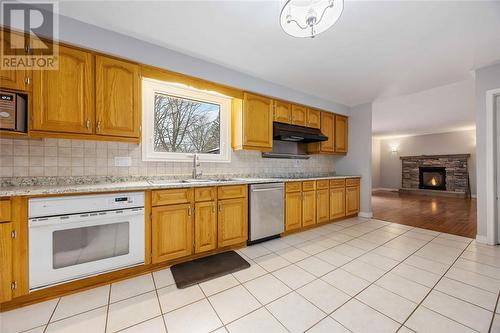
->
xmin=0 ymin=138 xmax=337 ymax=178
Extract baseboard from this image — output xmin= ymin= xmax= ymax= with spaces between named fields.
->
xmin=358 ymin=211 xmax=373 ymax=218
xmin=475 ymin=234 xmax=488 ymax=244
xmin=372 ymin=188 xmax=399 ymax=192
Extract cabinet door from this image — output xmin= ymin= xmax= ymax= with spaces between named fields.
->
xmin=0 ymin=222 xmax=12 ymax=303
xmin=243 ymin=93 xmax=273 ymax=149
xmin=302 ymin=191 xmax=316 ymax=227
xmin=330 ymin=187 xmax=346 ymax=220
xmin=32 ymin=46 xmax=94 ymax=134
xmin=218 ymin=198 xmax=247 ymax=247
xmin=321 ymin=112 xmax=335 ymax=152
xmin=306 ymin=108 xmax=321 ymax=129
xmin=195 ymin=201 xmax=217 ymax=253
xmin=273 ymin=100 xmax=291 ymax=123
xmin=152 ymin=204 xmax=193 ymax=263
xmin=316 ymin=189 xmax=330 ymax=223
xmin=285 ymin=192 xmax=302 ymax=231
xmin=0 ymin=32 xmax=30 ymax=91
xmin=346 ymin=186 xmax=360 ymax=216
xmin=335 ymin=115 xmax=348 ymax=153
xmin=291 ymin=104 xmax=307 ymax=126
xmin=96 ymin=56 xmax=140 ymax=138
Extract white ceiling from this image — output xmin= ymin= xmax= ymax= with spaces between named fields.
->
xmin=58 ymin=0 xmax=500 ymax=108
xmin=372 ymin=78 xmax=475 ymax=138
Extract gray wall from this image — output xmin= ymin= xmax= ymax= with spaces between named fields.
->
xmin=475 ymin=62 xmax=500 ymax=239
xmin=374 ymin=130 xmax=477 ymax=194
xmin=372 ymin=138 xmax=381 ymax=188
xmin=24 ymin=13 xmax=350 ymax=115
xmin=336 ymin=103 xmax=373 ymax=216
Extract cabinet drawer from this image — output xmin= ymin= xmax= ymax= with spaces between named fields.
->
xmin=302 ymin=181 xmax=316 ymax=191
xmin=285 ymin=182 xmax=302 ymax=193
xmin=316 ymin=180 xmax=329 ymax=190
xmin=346 ymin=178 xmax=360 ymax=187
xmin=0 ymin=200 xmax=11 ymax=222
xmin=195 ymin=187 xmax=217 ymax=202
xmin=330 ymin=179 xmax=346 ymax=188
xmin=152 ymin=188 xmax=194 ymax=206
xmin=218 ymin=185 xmax=247 ymax=200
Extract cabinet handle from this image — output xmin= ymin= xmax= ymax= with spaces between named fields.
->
xmin=86 ymin=119 xmax=90 ymax=129
xmin=218 ymin=203 xmax=222 ymax=212
xmin=24 ymin=77 xmax=30 ymax=85
xmin=188 ymin=207 xmax=192 ymax=216
xmin=97 ymin=120 xmax=101 ymax=131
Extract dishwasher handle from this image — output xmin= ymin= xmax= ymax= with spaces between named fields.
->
xmin=251 ymin=188 xmax=283 ymax=193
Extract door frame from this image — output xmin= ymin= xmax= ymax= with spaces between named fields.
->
xmin=485 ymin=88 xmax=500 ymax=245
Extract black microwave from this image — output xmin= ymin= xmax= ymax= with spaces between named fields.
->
xmin=0 ymin=90 xmax=27 ymax=132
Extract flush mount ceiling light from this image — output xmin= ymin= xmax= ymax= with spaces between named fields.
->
xmin=280 ymin=0 xmax=344 ymax=38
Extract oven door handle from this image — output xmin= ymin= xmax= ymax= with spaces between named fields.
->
xmin=28 ymin=208 xmax=144 ymax=228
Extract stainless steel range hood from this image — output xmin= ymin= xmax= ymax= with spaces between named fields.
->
xmin=273 ymin=122 xmax=328 ymax=143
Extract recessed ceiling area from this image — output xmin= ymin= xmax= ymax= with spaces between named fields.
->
xmin=58 ymin=1 xmax=500 ymax=107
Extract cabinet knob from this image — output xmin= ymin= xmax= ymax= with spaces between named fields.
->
xmin=188 ymin=207 xmax=192 ymax=216
xmin=24 ymin=77 xmax=31 ymax=85
xmin=97 ymin=120 xmax=101 ymax=131
xmin=86 ymin=119 xmax=90 ymax=129
xmin=218 ymin=203 xmax=222 ymax=212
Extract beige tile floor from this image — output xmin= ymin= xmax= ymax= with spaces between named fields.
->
xmin=2 ymin=217 xmax=500 ymax=333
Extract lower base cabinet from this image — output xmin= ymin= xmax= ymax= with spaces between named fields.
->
xmin=285 ymin=192 xmax=302 ymax=231
xmin=0 ymin=222 xmax=12 ymax=303
xmin=346 ymin=185 xmax=360 ymax=216
xmin=194 ymin=201 xmax=217 ymax=253
xmin=218 ymin=198 xmax=248 ymax=247
xmin=330 ymin=187 xmax=346 ymax=220
xmin=152 ymin=203 xmax=193 ymax=264
xmin=302 ymin=191 xmax=316 ymax=227
xmin=316 ymin=189 xmax=330 ymax=223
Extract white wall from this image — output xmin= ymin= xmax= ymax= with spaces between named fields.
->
xmin=336 ymin=103 xmax=373 ymax=217
xmin=373 ymin=130 xmax=477 ymax=194
xmin=475 ymin=62 xmax=500 ymax=240
xmin=372 ymin=138 xmax=381 ymax=189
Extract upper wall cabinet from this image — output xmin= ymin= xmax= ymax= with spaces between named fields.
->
xmin=0 ymin=32 xmax=31 ymax=92
xmin=306 ymin=108 xmax=321 ymax=129
xmin=335 ymin=115 xmax=348 ymax=154
xmin=32 ymin=46 xmax=94 ymax=134
xmin=308 ymin=111 xmax=334 ymax=154
xmin=291 ymin=104 xmax=307 ymax=126
xmin=232 ymin=92 xmax=273 ymax=151
xmin=273 ymin=100 xmax=291 ymax=124
xmin=96 ymin=56 xmax=140 ymax=138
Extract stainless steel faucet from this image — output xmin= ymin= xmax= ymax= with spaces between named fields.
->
xmin=192 ymin=154 xmax=202 ymax=179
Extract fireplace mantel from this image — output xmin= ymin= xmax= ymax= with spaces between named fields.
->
xmin=400 ymin=154 xmax=470 ymax=160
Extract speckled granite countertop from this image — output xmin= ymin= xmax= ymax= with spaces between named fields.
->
xmin=0 ymin=175 xmax=361 ymax=197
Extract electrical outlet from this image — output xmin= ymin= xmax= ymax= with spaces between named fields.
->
xmin=114 ymin=156 xmax=132 ymax=167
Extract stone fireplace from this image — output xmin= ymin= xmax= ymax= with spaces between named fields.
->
xmin=400 ymin=154 xmax=470 ymax=196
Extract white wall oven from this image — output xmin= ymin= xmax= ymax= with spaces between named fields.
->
xmin=28 ymin=192 xmax=145 ymax=291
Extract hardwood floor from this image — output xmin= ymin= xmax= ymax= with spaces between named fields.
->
xmin=372 ymin=190 xmax=477 ymax=238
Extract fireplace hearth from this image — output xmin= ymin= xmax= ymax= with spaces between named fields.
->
xmin=419 ymin=167 xmax=446 ymax=191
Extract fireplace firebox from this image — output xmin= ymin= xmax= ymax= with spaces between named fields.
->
xmin=419 ymin=167 xmax=446 ymax=191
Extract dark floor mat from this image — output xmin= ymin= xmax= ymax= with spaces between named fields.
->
xmin=171 ymin=251 xmax=250 ymax=289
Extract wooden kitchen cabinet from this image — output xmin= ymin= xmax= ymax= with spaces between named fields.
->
xmin=32 ymin=45 xmax=94 ymax=134
xmin=152 ymin=203 xmax=193 ymax=263
xmin=285 ymin=191 xmax=302 ymax=231
xmin=316 ymin=188 xmax=330 ymax=223
xmin=291 ymin=104 xmax=307 ymax=126
xmin=232 ymin=92 xmax=273 ymax=151
xmin=0 ymin=31 xmax=31 ymax=92
xmin=273 ymin=100 xmax=292 ymax=123
xmin=308 ymin=112 xmax=334 ymax=154
xmin=217 ymin=197 xmax=248 ymax=247
xmin=346 ymin=184 xmax=360 ymax=216
xmin=194 ymin=201 xmax=217 ymax=253
xmin=302 ymin=190 xmax=316 ymax=227
xmin=330 ymin=187 xmax=346 ymax=220
xmin=306 ymin=108 xmax=321 ymax=129
xmin=335 ymin=115 xmax=348 ymax=153
xmin=0 ymin=222 xmax=13 ymax=303
xmin=96 ymin=56 xmax=140 ymax=138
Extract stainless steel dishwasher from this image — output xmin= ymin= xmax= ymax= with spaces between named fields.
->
xmin=249 ymin=183 xmax=284 ymax=244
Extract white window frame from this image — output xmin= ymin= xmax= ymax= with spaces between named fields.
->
xmin=142 ymin=78 xmax=232 ymax=163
